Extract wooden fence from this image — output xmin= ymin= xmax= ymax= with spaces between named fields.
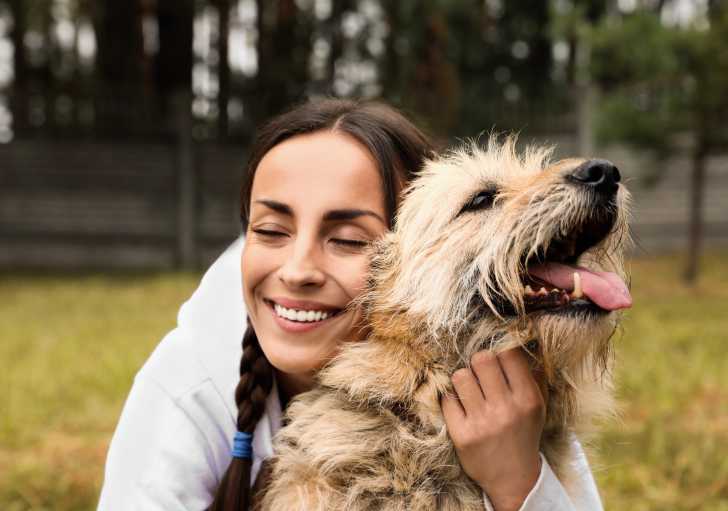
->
xmin=0 ymin=139 xmax=245 ymax=269
xmin=0 ymin=138 xmax=726 ymax=270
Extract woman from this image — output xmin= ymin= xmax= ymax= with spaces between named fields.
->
xmin=99 ymin=99 xmax=602 ymax=511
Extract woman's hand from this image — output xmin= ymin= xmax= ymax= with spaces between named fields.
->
xmin=441 ymin=348 xmax=546 ymax=511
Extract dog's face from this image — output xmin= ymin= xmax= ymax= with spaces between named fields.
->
xmin=371 ymin=137 xmax=631 ymax=378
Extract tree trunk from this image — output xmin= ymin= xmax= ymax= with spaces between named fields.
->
xmin=93 ymin=0 xmax=145 ymax=133
xmin=251 ymin=0 xmax=310 ymax=124
xmin=217 ymin=0 xmax=230 ymax=140
xmin=325 ymin=0 xmax=351 ymax=95
xmin=381 ymin=3 xmax=402 ymax=101
xmin=155 ymin=0 xmax=196 ymax=268
xmin=9 ymin=0 xmax=28 ymax=134
xmin=155 ymin=0 xmax=194 ymax=101
xmin=684 ymin=143 xmax=707 ymax=284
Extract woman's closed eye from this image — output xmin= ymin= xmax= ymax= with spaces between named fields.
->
xmin=330 ymin=238 xmax=369 ymax=248
xmin=328 ymin=225 xmax=372 ymax=251
xmin=252 ymin=228 xmax=368 ymax=248
xmin=251 ymin=227 xmax=289 ymax=240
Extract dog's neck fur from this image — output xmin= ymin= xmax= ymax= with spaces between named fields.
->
xmin=317 ymin=256 xmax=491 ymax=433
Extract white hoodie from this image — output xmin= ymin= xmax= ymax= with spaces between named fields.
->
xmin=98 ymin=237 xmax=603 ymax=511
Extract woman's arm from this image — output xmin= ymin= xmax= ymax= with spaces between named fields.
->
xmin=98 ymin=368 xmax=225 ymax=510
xmin=481 ymin=444 xmax=603 ymax=511
xmin=442 ymin=348 xmax=603 ymax=511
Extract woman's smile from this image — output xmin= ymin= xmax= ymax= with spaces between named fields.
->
xmin=263 ymin=297 xmax=346 ymax=333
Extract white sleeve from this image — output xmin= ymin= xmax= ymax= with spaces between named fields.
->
xmin=97 ymin=374 xmax=222 ymax=511
xmin=482 ymin=441 xmax=603 ymax=511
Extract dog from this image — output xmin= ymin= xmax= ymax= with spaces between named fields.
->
xmin=257 ymin=137 xmax=631 ymax=510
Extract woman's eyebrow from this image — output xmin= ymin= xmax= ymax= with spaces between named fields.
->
xmin=255 ymin=199 xmax=385 ymax=225
xmin=324 ymin=209 xmax=385 ymax=224
xmin=255 ymin=199 xmax=293 ymax=216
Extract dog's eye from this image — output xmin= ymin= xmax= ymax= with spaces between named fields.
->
xmin=458 ymin=188 xmax=497 ymax=215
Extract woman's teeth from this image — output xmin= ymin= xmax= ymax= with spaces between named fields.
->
xmin=273 ymin=303 xmax=334 ymax=322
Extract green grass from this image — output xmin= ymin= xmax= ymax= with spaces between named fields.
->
xmin=594 ymin=253 xmax=728 ymax=510
xmin=0 ymin=271 xmax=201 ymax=510
xmin=1 ymin=254 xmax=727 ymax=510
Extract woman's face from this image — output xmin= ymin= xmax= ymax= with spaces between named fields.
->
xmin=242 ymin=130 xmax=388 ymax=396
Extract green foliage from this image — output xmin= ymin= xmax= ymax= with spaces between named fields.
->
xmin=2 ymin=254 xmax=728 ymax=510
xmin=590 ymin=7 xmax=728 ymax=154
xmin=591 ymin=12 xmax=681 ymax=87
xmin=590 ymin=12 xmax=685 ymax=154
xmin=593 ymin=89 xmax=686 ymax=157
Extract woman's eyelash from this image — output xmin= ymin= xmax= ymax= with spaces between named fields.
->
xmin=331 ymin=238 xmax=369 ymax=248
xmin=252 ymin=230 xmax=367 ymax=248
xmin=252 ymin=228 xmax=286 ymax=237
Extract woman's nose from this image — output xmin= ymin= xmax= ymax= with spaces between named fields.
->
xmin=277 ymin=239 xmax=326 ymax=289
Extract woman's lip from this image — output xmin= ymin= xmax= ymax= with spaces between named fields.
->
xmin=265 ymin=299 xmax=342 ymax=333
xmin=267 ymin=296 xmax=343 ymax=312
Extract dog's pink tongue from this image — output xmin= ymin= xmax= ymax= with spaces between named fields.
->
xmin=528 ymin=263 xmax=632 ymax=311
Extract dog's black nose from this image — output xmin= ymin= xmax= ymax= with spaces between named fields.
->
xmin=568 ymin=159 xmax=620 ymax=195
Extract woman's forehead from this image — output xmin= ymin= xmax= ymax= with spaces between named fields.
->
xmin=251 ymin=131 xmax=386 ymax=216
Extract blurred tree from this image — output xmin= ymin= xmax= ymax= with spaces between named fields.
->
xmin=215 ymin=0 xmax=230 ymax=139
xmin=10 ymin=0 xmax=28 ymax=133
xmin=250 ymin=0 xmax=313 ymax=124
xmin=91 ymin=0 xmax=146 ymax=134
xmin=552 ymin=0 xmax=609 ymax=85
xmin=591 ymin=5 xmax=728 ymax=282
xmin=379 ymin=0 xmax=557 ymax=137
xmin=156 ymin=0 xmax=193 ymax=113
xmin=8 ymin=0 xmax=28 ymax=132
xmin=325 ymin=0 xmax=355 ymax=92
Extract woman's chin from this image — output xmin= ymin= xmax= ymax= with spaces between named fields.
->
xmin=252 ymin=304 xmax=366 ymax=384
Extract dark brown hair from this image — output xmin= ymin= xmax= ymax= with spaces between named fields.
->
xmin=208 ymin=98 xmax=434 ymax=511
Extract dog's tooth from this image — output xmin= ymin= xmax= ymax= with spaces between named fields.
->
xmin=538 ymin=287 xmax=548 ymax=296
xmin=525 ymin=285 xmax=534 ymax=295
xmin=572 ymin=272 xmax=583 ymax=298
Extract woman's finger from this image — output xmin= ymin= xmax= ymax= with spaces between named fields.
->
xmin=497 ymin=348 xmax=541 ymax=399
xmin=450 ymin=367 xmax=485 ymax=416
xmin=440 ymin=389 xmax=466 ymax=427
xmin=470 ymin=351 xmax=510 ymax=402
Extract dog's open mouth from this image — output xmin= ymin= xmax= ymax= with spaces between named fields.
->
xmin=520 ymin=215 xmax=631 ymax=315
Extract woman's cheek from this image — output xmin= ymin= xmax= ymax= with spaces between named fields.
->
xmin=242 ymin=242 xmax=281 ymax=307
xmin=340 ymin=254 xmax=372 ymax=298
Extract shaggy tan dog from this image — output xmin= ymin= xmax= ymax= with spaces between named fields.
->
xmin=258 ymin=137 xmax=631 ymax=510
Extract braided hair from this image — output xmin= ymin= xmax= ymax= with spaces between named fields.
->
xmin=207 ymin=321 xmax=272 ymax=511
xmin=208 ymin=98 xmax=434 ymax=510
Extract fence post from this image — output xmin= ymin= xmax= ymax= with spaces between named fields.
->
xmin=174 ymin=90 xmax=197 ymax=268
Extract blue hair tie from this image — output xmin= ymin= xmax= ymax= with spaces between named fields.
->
xmin=231 ymin=431 xmax=253 ymax=459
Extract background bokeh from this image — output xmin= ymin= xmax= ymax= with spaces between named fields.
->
xmin=0 ymin=0 xmax=726 ymax=509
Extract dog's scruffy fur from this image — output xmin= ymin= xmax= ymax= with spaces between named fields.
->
xmin=258 ymin=137 xmax=631 ymax=510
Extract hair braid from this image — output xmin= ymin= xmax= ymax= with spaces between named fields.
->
xmin=207 ymin=319 xmax=273 ymax=511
